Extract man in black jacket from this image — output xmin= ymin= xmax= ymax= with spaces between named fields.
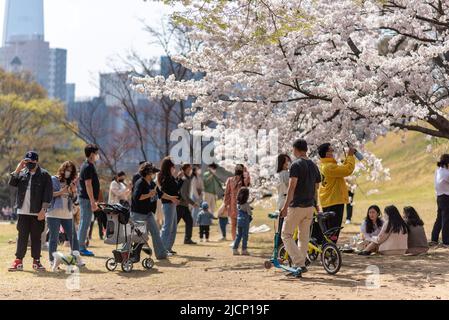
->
xmin=8 ymin=151 xmax=53 ymax=272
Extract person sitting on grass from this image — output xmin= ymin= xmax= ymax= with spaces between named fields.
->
xmin=232 ymin=187 xmax=253 ymax=256
xmin=360 ymin=205 xmax=384 ymax=244
xmin=197 ymin=201 xmax=215 ymax=242
xmin=359 ymin=205 xmax=408 ymax=256
xmin=403 ymin=206 xmax=429 ymax=255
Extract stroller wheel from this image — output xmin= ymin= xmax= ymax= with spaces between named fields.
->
xmin=121 ymin=259 xmax=134 ymax=273
xmin=321 ymin=243 xmax=342 ymax=275
xmin=142 ymin=258 xmax=155 ymax=270
xmin=105 ymin=258 xmax=117 ymax=271
xmin=264 ymin=260 xmax=272 ymax=269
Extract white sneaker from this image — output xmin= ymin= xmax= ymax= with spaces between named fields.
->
xmin=345 ymin=219 xmax=351 ymax=225
xmin=229 ymin=241 xmax=235 ymax=247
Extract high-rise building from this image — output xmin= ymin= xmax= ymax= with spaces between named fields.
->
xmin=65 ymin=83 xmax=76 ymax=106
xmin=2 ymin=0 xmax=44 ymax=46
xmin=0 ymin=0 xmax=74 ymax=102
xmin=0 ymin=38 xmax=50 ymax=88
xmin=49 ymin=48 xmax=67 ymax=101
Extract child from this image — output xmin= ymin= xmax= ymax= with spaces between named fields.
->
xmin=233 ymin=187 xmax=252 ymax=256
xmin=403 ymin=206 xmax=429 ymax=255
xmin=197 ymin=202 xmax=215 ymax=242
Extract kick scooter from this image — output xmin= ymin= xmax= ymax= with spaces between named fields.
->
xmin=264 ymin=212 xmax=302 ymax=278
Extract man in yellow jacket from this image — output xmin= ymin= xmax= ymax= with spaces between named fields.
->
xmin=317 ymin=143 xmax=356 ymax=243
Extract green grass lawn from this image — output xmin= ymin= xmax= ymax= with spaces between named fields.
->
xmin=353 ymin=131 xmax=439 ymax=234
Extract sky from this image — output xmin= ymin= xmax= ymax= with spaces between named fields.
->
xmin=0 ymin=0 xmax=175 ymax=99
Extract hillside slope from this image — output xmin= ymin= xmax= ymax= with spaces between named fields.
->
xmin=354 ymin=131 xmax=440 ymax=228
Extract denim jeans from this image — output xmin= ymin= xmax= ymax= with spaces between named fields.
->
xmin=233 ymin=214 xmax=250 ymax=250
xmin=219 ymin=217 xmax=228 ymax=238
xmin=432 ymin=195 xmax=449 ymax=244
xmin=47 ymin=217 xmax=79 ymax=262
xmin=176 ymin=205 xmax=193 ymax=242
xmin=191 ymin=195 xmax=201 ymax=227
xmin=161 ymin=202 xmax=178 ymax=251
xmin=131 ymin=212 xmax=167 ymax=259
xmin=78 ymin=198 xmax=93 ymax=251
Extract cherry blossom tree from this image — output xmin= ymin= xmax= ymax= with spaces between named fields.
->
xmin=133 ymin=0 xmax=449 ymax=188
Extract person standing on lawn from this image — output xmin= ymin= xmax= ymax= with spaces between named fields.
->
xmin=280 ymin=139 xmax=321 ymax=274
xmin=203 ymin=163 xmax=224 ymax=214
xmin=197 ymin=201 xmax=215 ymax=242
xmin=224 ymin=164 xmax=251 ymax=241
xmin=47 ymin=161 xmax=85 ymax=269
xmin=177 ymin=163 xmax=199 ymax=245
xmin=8 ymin=151 xmax=53 ymax=271
xmin=276 ymin=153 xmax=292 ymax=211
xmin=158 ymin=157 xmax=181 ymax=254
xmin=108 ymin=171 xmax=131 ymax=205
xmin=191 ymin=165 xmax=204 ymax=227
xmin=431 ymin=154 xmax=449 ymax=247
xmin=131 ymin=162 xmax=177 ymax=260
xmin=317 ymin=143 xmax=356 ymax=243
xmin=77 ymin=144 xmax=101 ymax=257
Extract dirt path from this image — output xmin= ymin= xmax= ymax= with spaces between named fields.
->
xmin=1 ymin=222 xmax=448 ymax=300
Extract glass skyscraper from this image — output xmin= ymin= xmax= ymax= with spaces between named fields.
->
xmin=2 ymin=0 xmax=44 ymax=46
xmin=0 ymin=0 xmax=75 ymax=104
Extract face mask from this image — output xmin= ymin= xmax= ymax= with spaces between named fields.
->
xmin=94 ymin=154 xmax=100 ymax=162
xmin=65 ymin=171 xmax=72 ymax=179
xmin=26 ymin=162 xmax=37 ymax=170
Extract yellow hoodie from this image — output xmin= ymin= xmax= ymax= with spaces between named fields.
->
xmin=319 ymin=155 xmax=355 ymax=208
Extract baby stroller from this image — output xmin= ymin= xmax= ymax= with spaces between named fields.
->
xmin=99 ymin=203 xmax=155 ymax=273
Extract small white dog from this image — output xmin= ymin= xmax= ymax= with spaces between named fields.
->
xmin=52 ymin=250 xmax=85 ymax=272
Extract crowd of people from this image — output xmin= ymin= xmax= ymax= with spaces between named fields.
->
xmin=1 ymin=206 xmax=14 ymax=221
xmin=5 ymin=139 xmax=449 ymax=275
xmin=277 ymin=138 xmax=449 ymax=275
xmin=6 ymin=144 xmax=252 ymax=271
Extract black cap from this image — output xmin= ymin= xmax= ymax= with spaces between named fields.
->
xmin=24 ymin=151 xmax=39 ymax=162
